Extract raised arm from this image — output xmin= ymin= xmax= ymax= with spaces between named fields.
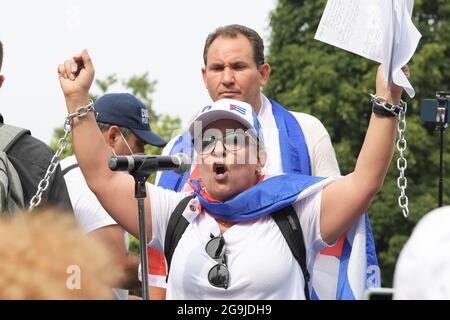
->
xmin=57 ymin=50 xmax=147 ymax=238
xmin=320 ymin=65 xmax=408 ymax=244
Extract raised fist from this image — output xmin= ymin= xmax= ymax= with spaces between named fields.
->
xmin=58 ymin=49 xmax=95 ymax=111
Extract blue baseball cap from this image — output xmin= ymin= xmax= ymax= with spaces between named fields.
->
xmin=94 ymin=93 xmax=167 ymax=147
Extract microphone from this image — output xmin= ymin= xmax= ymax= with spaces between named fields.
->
xmin=108 ymin=153 xmax=191 ymax=174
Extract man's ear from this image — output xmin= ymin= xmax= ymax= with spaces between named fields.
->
xmin=259 ymin=63 xmax=271 ymax=87
xmin=106 ymin=125 xmax=121 ymax=147
xmin=0 ymin=75 xmax=5 ymax=89
xmin=201 ymin=66 xmax=208 ymax=89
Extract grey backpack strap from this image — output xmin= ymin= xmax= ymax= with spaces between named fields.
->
xmin=0 ymin=153 xmax=24 ymax=213
xmin=0 ymin=124 xmax=30 ymax=214
xmin=0 ymin=124 xmax=30 ymax=152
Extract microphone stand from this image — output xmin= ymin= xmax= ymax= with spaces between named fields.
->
xmin=129 ymin=157 xmax=160 ymax=300
xmin=108 ymin=154 xmax=190 ymax=299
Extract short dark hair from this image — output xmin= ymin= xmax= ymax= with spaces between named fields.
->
xmin=97 ymin=122 xmax=132 ymax=139
xmin=0 ymin=41 xmax=3 ymax=71
xmin=203 ymin=24 xmax=265 ymax=68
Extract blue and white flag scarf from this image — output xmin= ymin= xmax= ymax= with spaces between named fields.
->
xmin=191 ymin=174 xmax=326 ymax=222
xmin=158 ymin=99 xmax=380 ymax=299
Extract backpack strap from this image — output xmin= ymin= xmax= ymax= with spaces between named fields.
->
xmin=0 ymin=152 xmax=24 ymax=214
xmin=0 ymin=124 xmax=30 ymax=214
xmin=272 ymin=205 xmax=311 ymax=300
xmin=164 ymin=194 xmax=195 ymax=281
xmin=62 ymin=163 xmax=79 ymax=176
xmin=0 ymin=123 xmax=30 ymax=153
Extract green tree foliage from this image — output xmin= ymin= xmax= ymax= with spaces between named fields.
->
xmin=266 ymin=0 xmax=450 ymax=286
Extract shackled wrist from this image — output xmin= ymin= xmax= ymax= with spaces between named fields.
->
xmin=370 ymin=94 xmax=407 ymax=117
xmin=67 ymin=99 xmax=95 ymax=121
xmin=64 ymin=99 xmax=95 ymax=132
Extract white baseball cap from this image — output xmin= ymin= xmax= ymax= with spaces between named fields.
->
xmin=393 ymin=206 xmax=450 ymax=299
xmin=188 ymin=98 xmax=263 ymax=142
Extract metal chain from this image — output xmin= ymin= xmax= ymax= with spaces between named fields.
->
xmin=28 ymin=118 xmax=72 ymax=212
xmin=396 ymin=103 xmax=409 ymax=218
xmin=28 ymin=100 xmax=93 ymax=212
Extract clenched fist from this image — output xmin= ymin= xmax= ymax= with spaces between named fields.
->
xmin=58 ymin=49 xmax=95 ymax=112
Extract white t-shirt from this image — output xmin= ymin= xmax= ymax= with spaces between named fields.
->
xmin=147 ymin=180 xmax=330 ymax=300
xmin=61 ymin=155 xmax=130 ymax=300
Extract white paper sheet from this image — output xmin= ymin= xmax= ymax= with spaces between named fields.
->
xmin=314 ymin=0 xmax=421 ymax=97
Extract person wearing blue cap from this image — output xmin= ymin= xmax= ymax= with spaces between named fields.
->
xmin=58 ymin=50 xmax=407 ymax=299
xmin=60 ymin=92 xmax=166 ymax=300
xmin=92 ymin=93 xmax=167 ymax=148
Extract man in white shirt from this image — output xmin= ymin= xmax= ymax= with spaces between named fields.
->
xmin=61 ymin=93 xmax=167 ymax=299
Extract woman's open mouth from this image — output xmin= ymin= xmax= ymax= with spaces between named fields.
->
xmin=213 ymin=162 xmax=228 ymax=181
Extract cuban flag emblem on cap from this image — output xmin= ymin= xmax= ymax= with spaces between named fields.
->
xmin=230 ymin=104 xmax=246 ymax=115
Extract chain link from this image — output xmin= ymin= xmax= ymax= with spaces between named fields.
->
xmin=371 ymin=94 xmax=407 ymax=116
xmin=28 ymin=100 xmax=93 ymax=212
xmin=396 ymin=104 xmax=409 ymax=218
xmin=28 ymin=118 xmax=72 ymax=212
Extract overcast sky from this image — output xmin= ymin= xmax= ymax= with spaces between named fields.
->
xmin=0 ymin=0 xmax=276 ymax=143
